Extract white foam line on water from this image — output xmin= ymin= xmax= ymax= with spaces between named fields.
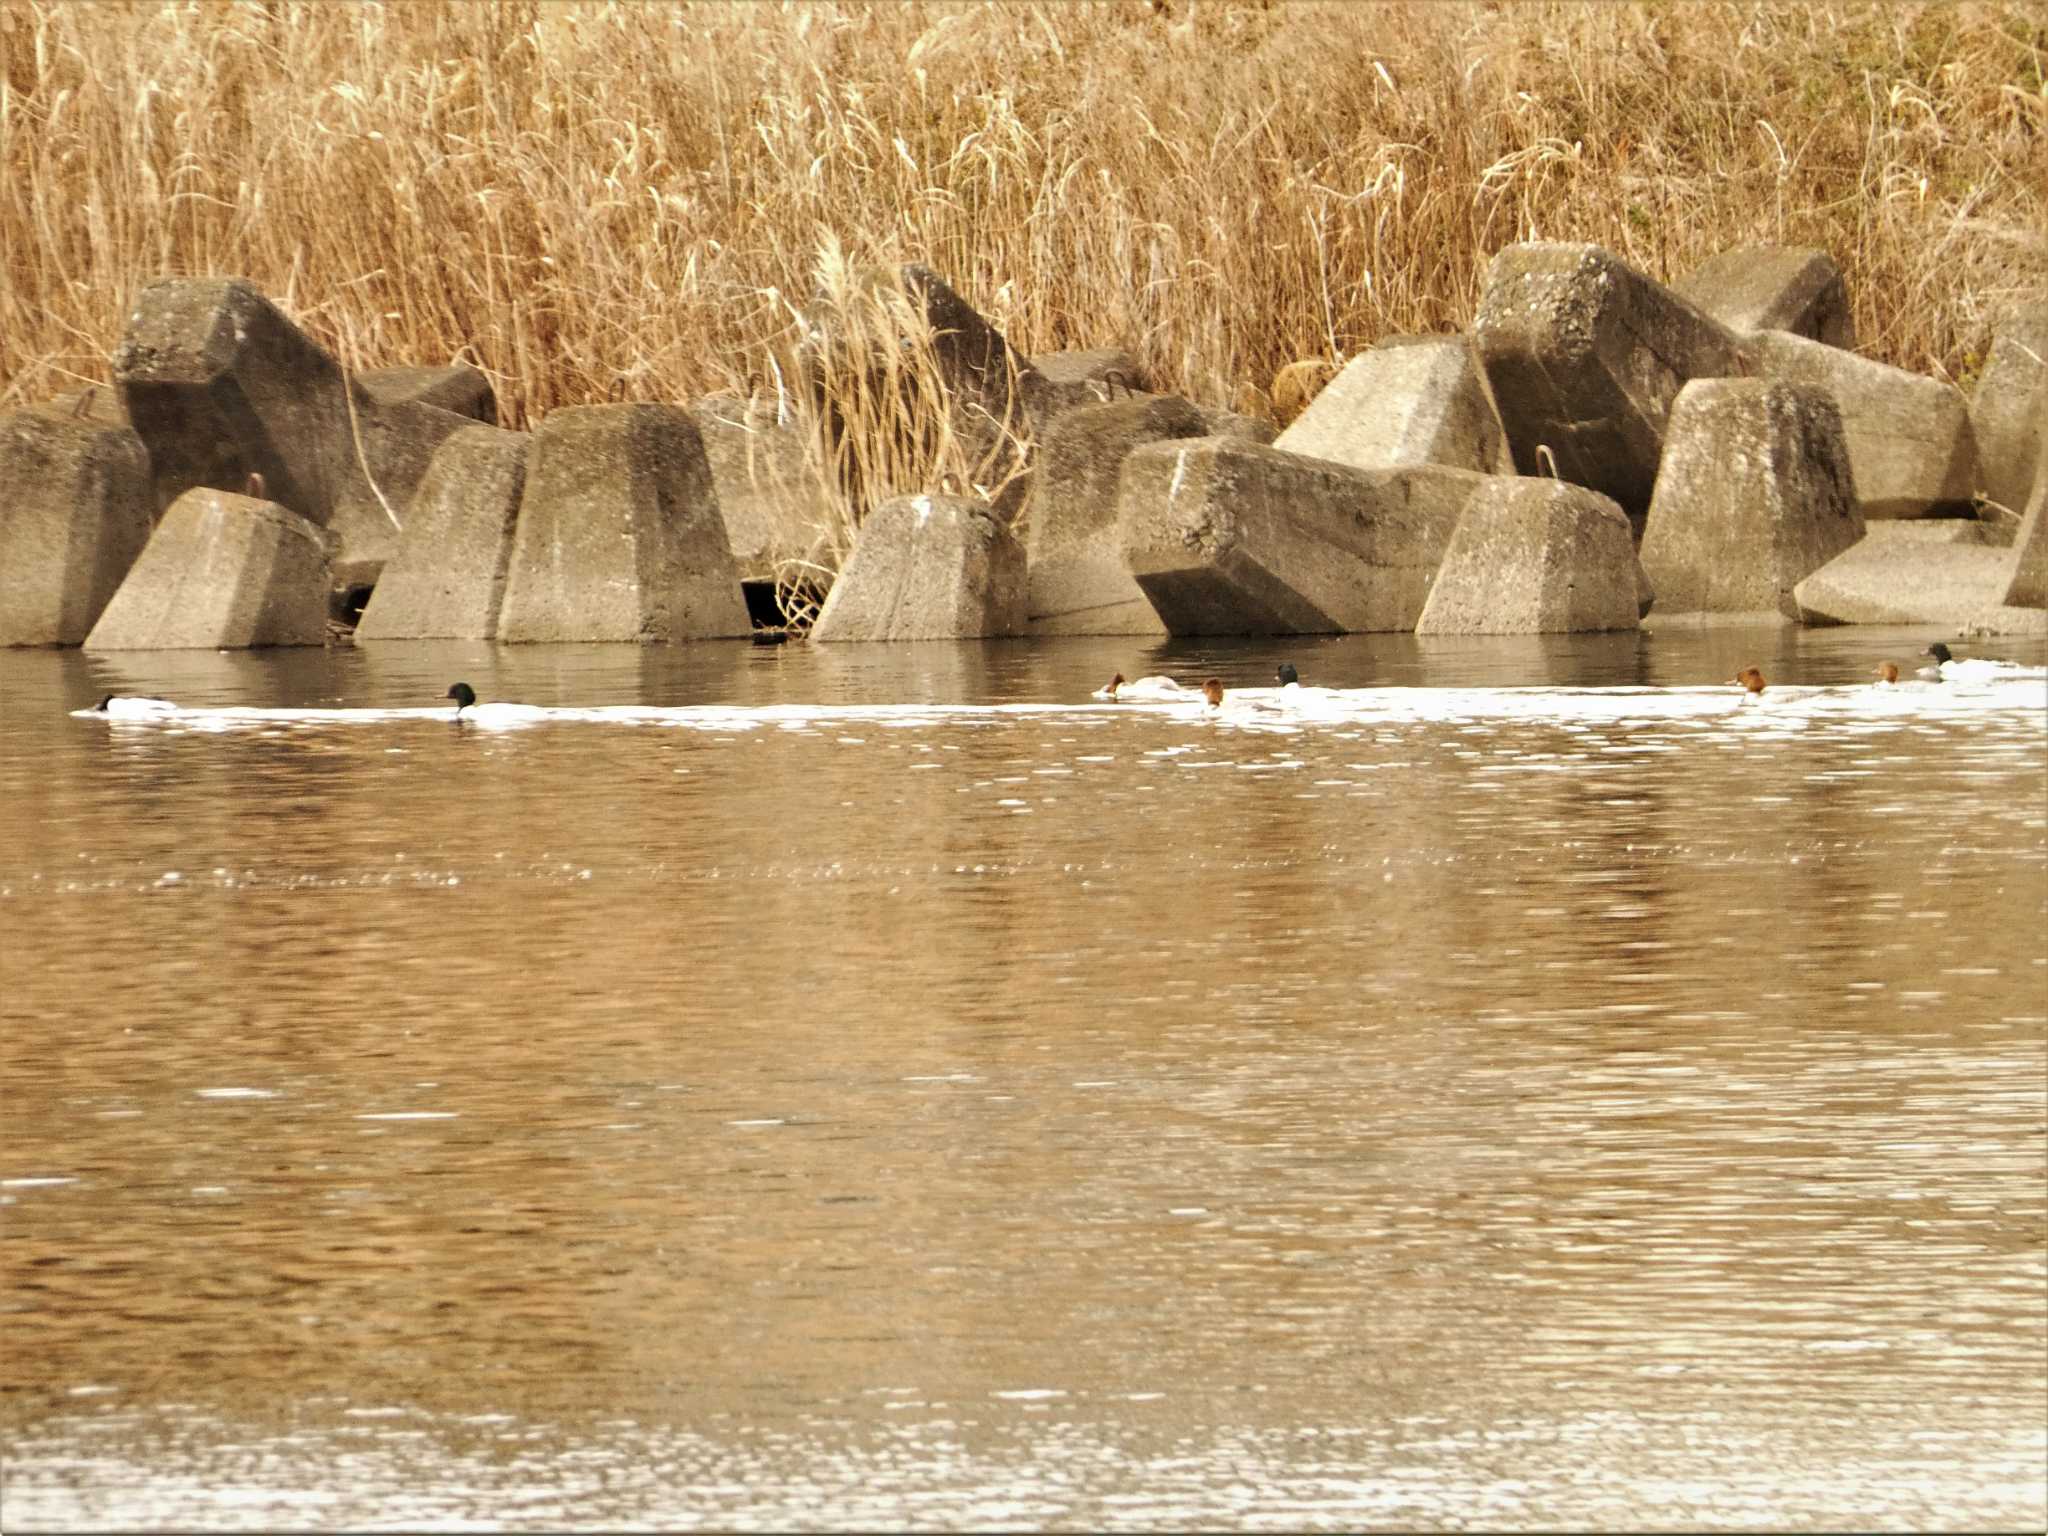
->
xmin=69 ymin=677 xmax=2048 ymax=734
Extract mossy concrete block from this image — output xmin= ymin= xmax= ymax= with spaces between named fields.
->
xmin=1277 ymin=335 xmax=1512 ymax=476
xmin=1969 ymin=308 xmax=2047 ymax=520
xmin=358 ymin=364 xmax=498 ymax=425
xmin=498 ymin=404 xmax=748 ymax=643
xmin=690 ymin=392 xmax=828 ymax=582
xmin=1640 ymin=378 xmax=1864 ymax=620
xmin=2004 ymin=456 xmax=2046 ymax=609
xmin=1792 ymin=522 xmax=2014 ymax=625
xmin=1116 ymin=438 xmax=1488 ymax=635
xmin=0 ymin=410 xmax=155 ymax=646
xmin=113 ymin=277 xmax=474 ymax=584
xmin=83 ymin=488 xmax=332 ymax=649
xmin=1747 ymin=329 xmax=1977 ymax=518
xmin=355 ymin=427 xmax=530 ymax=641
xmin=811 ymin=493 xmax=1026 ymax=642
xmin=1024 ymin=395 xmax=1210 ymax=636
xmin=1473 ymin=242 xmax=1749 ymax=526
xmin=1675 ymin=245 xmax=1855 ymax=350
xmin=1416 ymin=479 xmax=1642 ymax=635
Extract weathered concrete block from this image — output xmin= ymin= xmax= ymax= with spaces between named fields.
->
xmin=1747 ymin=330 xmax=1977 ymax=518
xmin=1276 ymin=335 xmax=1513 ymax=476
xmin=1969 ymin=308 xmax=2046 ymax=520
xmin=1473 ymin=242 xmax=1749 ymax=525
xmin=811 ymin=493 xmax=1026 ymax=642
xmin=2005 ymin=455 xmax=2046 ymax=609
xmin=354 ymin=427 xmax=530 ymax=641
xmin=83 ymin=488 xmax=332 ymax=649
xmin=1675 ymin=246 xmax=1855 ymax=350
xmin=1117 ymin=438 xmax=1487 ymax=635
xmin=1792 ymin=522 xmax=2014 ymax=625
xmin=690 ymin=392 xmax=828 ymax=581
xmin=1199 ymin=408 xmax=1278 ymax=445
xmin=1023 ymin=396 xmax=1210 ymax=636
xmin=498 ymin=404 xmax=748 ymax=643
xmin=1026 ymin=348 xmax=1150 ymax=424
xmin=0 ymin=410 xmax=155 ymax=646
xmin=112 ymin=277 xmax=475 ymax=585
xmin=1416 ymin=479 xmax=1641 ymax=635
xmin=357 ymin=364 xmax=497 ymax=424
xmin=30 ymin=386 xmax=129 ymax=429
xmin=1639 ymin=378 xmax=1864 ymax=619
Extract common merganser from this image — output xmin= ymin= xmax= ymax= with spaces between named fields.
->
xmin=1094 ymin=671 xmax=1128 ymax=701
xmin=447 ymin=681 xmax=477 ymax=718
xmin=1095 ymin=673 xmax=1194 ymax=702
xmin=88 ymin=693 xmax=177 ymax=718
xmin=1276 ymin=663 xmax=1299 ymax=687
xmin=1918 ymin=641 xmax=2026 ymax=684
xmin=1873 ymin=661 xmax=1899 ymax=686
xmin=1732 ymin=666 xmax=1766 ymax=699
xmin=1202 ymin=677 xmax=1225 ymax=709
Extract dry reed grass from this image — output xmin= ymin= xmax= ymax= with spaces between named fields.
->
xmin=3 ymin=1 xmax=2043 ymax=518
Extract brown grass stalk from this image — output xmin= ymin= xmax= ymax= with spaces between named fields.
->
xmin=2 ymin=0 xmax=2041 ymax=442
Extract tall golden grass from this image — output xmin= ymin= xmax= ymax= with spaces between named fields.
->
xmin=3 ymin=0 xmax=2043 ymax=423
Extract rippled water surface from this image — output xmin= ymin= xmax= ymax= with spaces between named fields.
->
xmin=3 ymin=627 xmax=2044 ymax=1531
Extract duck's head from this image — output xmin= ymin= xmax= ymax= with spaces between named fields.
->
xmin=1276 ymin=662 xmax=1299 ymax=686
xmin=1105 ymin=671 xmax=1126 ymax=698
xmin=446 ymin=681 xmax=477 ymax=714
xmin=1732 ymin=666 xmax=1766 ymax=695
xmin=1202 ymin=676 xmax=1224 ymax=708
xmin=1873 ymin=660 xmax=1899 ymax=684
xmin=95 ymin=693 xmax=114 ymax=712
xmin=1922 ymin=641 xmax=1953 ymax=663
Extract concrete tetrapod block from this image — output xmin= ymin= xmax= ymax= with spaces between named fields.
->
xmin=1275 ymin=336 xmax=1513 ymax=476
xmin=1968 ymin=308 xmax=2047 ymax=522
xmin=357 ymin=364 xmax=498 ymax=425
xmin=1416 ymin=479 xmax=1642 ymax=635
xmin=1675 ymin=246 xmax=1855 ymax=350
xmin=497 ymin=404 xmax=749 ymax=643
xmin=1116 ymin=438 xmax=1488 ymax=635
xmin=689 ymin=393 xmax=828 ymax=582
xmin=810 ymin=493 xmax=1027 ymax=642
xmin=1027 ymin=348 xmax=1151 ymax=425
xmin=2003 ymin=456 xmax=2046 ymax=609
xmin=113 ymin=277 xmax=476 ymax=584
xmin=0 ymin=409 xmax=155 ymax=646
xmin=1791 ymin=523 xmax=2016 ymax=626
xmin=1473 ymin=242 xmax=1749 ymax=527
xmin=83 ymin=487 xmax=333 ymax=649
xmin=1746 ymin=330 xmax=1977 ymax=518
xmin=1023 ymin=396 xmax=1211 ymax=636
xmin=1639 ymin=378 xmax=1864 ymax=620
xmin=354 ymin=427 xmax=531 ymax=641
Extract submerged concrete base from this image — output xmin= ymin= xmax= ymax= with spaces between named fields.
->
xmin=1416 ymin=479 xmax=1642 ymax=634
xmin=811 ymin=493 xmax=1026 ymax=641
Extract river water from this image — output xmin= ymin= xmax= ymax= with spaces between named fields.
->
xmin=2 ymin=625 xmax=2044 ymax=1531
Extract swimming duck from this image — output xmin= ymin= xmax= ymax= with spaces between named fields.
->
xmin=1873 ymin=661 xmax=1899 ymax=686
xmin=1276 ymin=663 xmax=1300 ymax=687
xmin=1095 ymin=673 xmax=1194 ymax=702
xmin=88 ymin=693 xmax=177 ymax=718
xmin=1731 ymin=666 xmax=1767 ymax=699
xmin=1918 ymin=641 xmax=2026 ymax=684
xmin=1202 ymin=677 xmax=1225 ymax=709
xmin=447 ymin=681 xmax=477 ymax=718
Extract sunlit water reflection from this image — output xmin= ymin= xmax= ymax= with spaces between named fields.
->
xmin=3 ymin=628 xmax=2044 ymax=1530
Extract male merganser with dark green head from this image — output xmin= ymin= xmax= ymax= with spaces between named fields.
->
xmin=447 ymin=681 xmax=477 ymax=718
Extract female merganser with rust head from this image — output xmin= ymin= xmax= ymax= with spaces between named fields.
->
xmin=1202 ymin=677 xmax=1225 ymax=709
xmin=1276 ymin=663 xmax=1299 ymax=687
xmin=1873 ymin=661 xmax=1899 ymax=686
xmin=447 ymin=681 xmax=477 ymax=718
xmin=1094 ymin=671 xmax=1127 ymax=701
xmin=1731 ymin=666 xmax=1766 ymax=699
xmin=1095 ymin=672 xmax=1195 ymax=702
